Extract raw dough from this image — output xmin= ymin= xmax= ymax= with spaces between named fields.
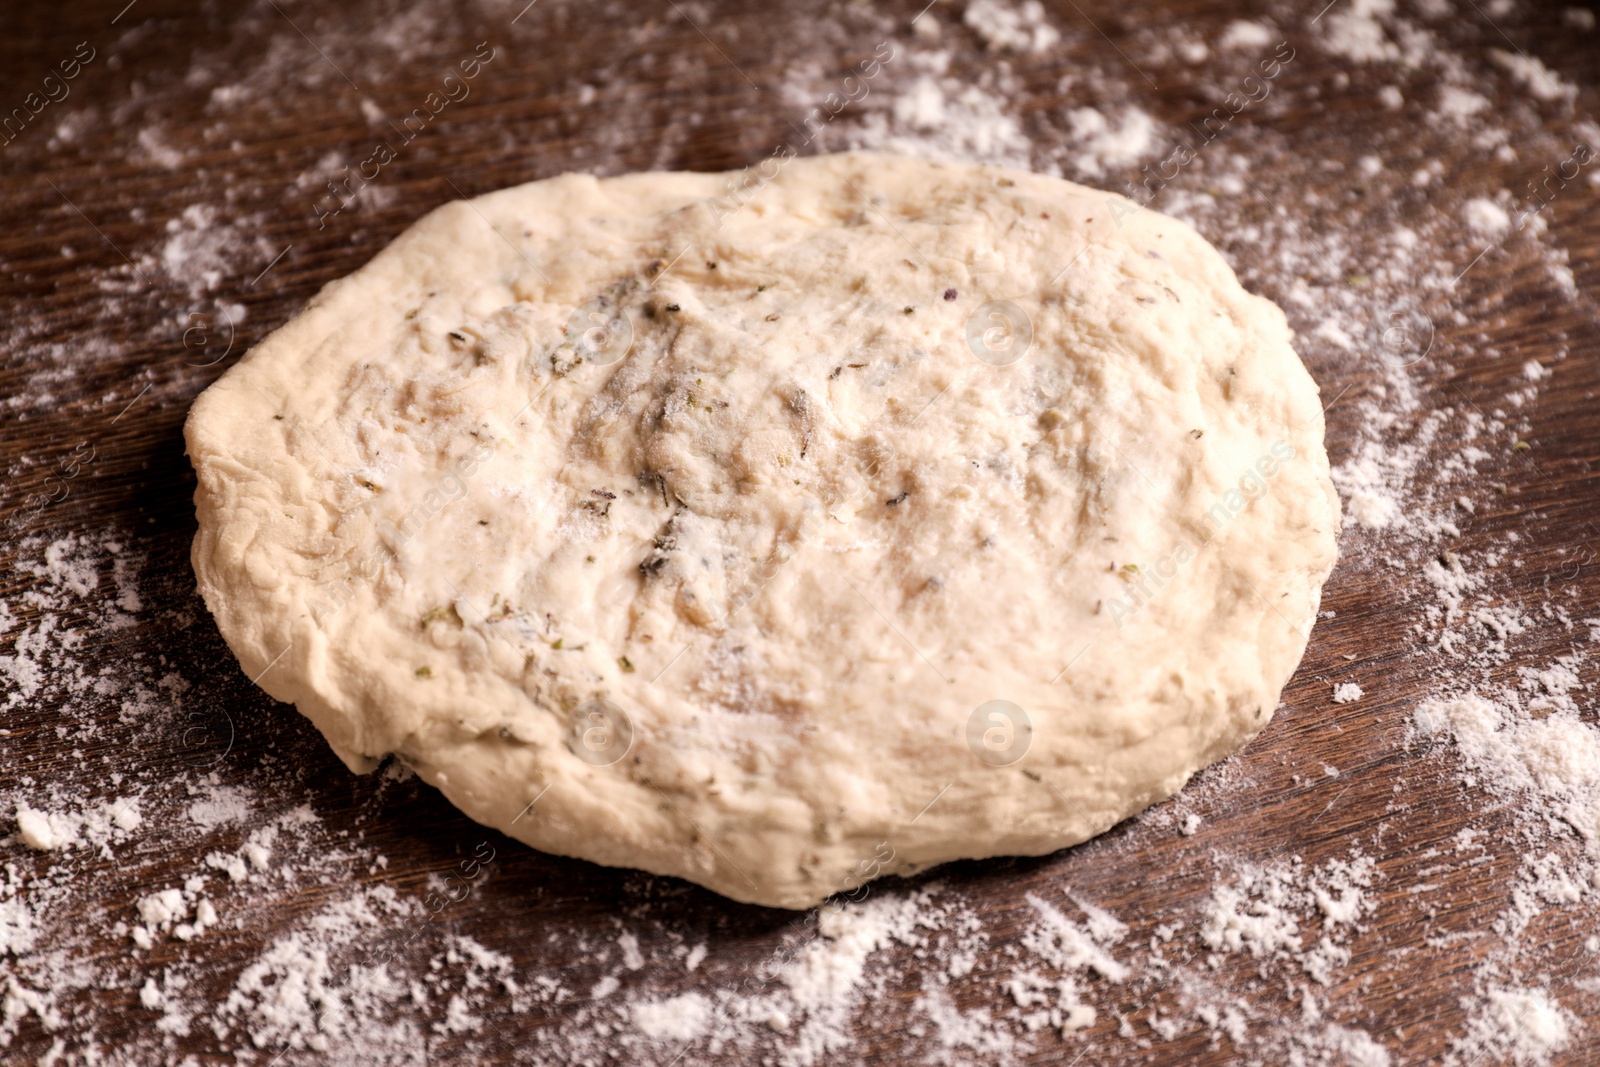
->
xmin=186 ymin=152 xmax=1339 ymax=909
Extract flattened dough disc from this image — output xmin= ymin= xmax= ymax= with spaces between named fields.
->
xmin=186 ymin=153 xmax=1340 ymax=909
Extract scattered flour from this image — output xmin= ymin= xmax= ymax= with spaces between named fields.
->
xmin=1413 ymin=680 xmax=1600 ymax=859
xmin=6 ymin=0 xmax=1596 ymax=1062
xmin=1463 ymin=196 xmax=1512 ymax=238
xmin=1489 ymin=49 xmax=1576 ymax=103
xmin=1062 ymin=106 xmax=1158 ymax=178
xmin=1453 ymin=986 xmax=1577 ymax=1066
xmin=962 ymin=0 xmax=1059 ymax=54
xmin=632 ymin=991 xmax=714 ymax=1042
xmin=1218 ymin=20 xmax=1275 ymax=51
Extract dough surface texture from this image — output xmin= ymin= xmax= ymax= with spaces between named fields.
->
xmin=186 ymin=152 xmax=1339 ymax=909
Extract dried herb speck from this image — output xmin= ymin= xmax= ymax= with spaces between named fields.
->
xmin=419 ymin=605 xmax=458 ymax=629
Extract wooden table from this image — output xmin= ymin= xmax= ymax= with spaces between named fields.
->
xmin=4 ymin=1 xmax=1599 ymax=1063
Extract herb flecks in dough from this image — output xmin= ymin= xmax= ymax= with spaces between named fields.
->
xmin=186 ymin=153 xmax=1339 ymax=910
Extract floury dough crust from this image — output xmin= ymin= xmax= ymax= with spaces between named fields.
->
xmin=186 ymin=153 xmax=1340 ymax=909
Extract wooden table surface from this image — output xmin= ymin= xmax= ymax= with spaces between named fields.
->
xmin=4 ymin=1 xmax=1600 ymax=1063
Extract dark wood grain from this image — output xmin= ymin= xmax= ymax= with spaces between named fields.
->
xmin=4 ymin=1 xmax=1600 ymax=1063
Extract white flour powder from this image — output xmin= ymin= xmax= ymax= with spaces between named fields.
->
xmin=4 ymin=0 xmax=1598 ymax=1062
